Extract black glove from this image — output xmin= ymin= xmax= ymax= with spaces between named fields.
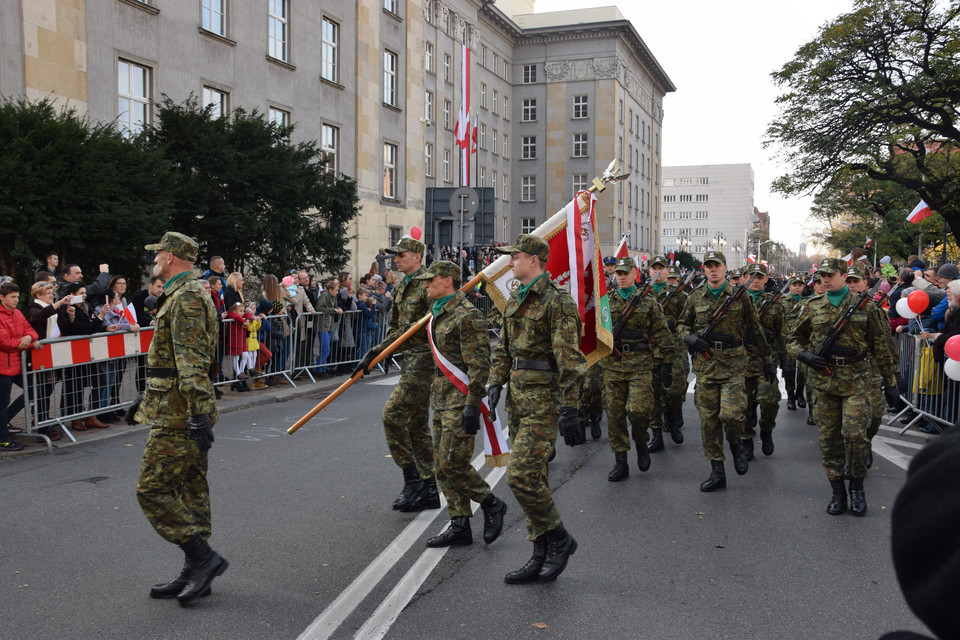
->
xmin=684 ymin=333 xmax=711 ymax=354
xmin=559 ymin=406 xmax=585 ymax=447
xmin=125 ymin=394 xmax=142 ymax=426
xmin=763 ymin=362 xmax=777 ymax=384
xmin=461 ymin=405 xmax=481 ymax=435
xmin=797 ymin=350 xmax=828 ymax=371
xmin=352 ymin=348 xmax=380 ymax=377
xmin=884 ymin=386 xmax=900 ymax=407
xmin=779 ymin=357 xmax=789 ymax=370
xmin=659 ymin=363 xmax=673 ymax=389
xmin=188 ymin=414 xmax=214 ymax=452
xmin=487 ymin=384 xmax=502 ymax=422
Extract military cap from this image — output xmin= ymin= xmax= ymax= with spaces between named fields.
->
xmin=702 ymin=250 xmax=726 ymax=265
xmin=385 ymin=236 xmax=425 ymax=255
xmin=614 ymin=256 xmax=637 ymax=273
xmin=497 ymin=234 xmax=549 ymax=261
xmin=414 ymin=260 xmax=461 ymax=281
xmin=816 ymin=257 xmax=846 ymax=274
xmin=145 ymin=231 xmax=199 ymax=263
xmin=743 ymin=262 xmax=768 ymax=276
xmin=650 ymin=254 xmax=669 ymax=267
xmin=789 ymin=275 xmax=804 ymax=285
xmin=603 ymin=256 xmax=617 ymax=265
xmin=845 ymin=266 xmax=864 ymax=280
xmin=667 ymin=267 xmax=682 ymax=278
xmin=728 ymin=268 xmax=741 ymax=279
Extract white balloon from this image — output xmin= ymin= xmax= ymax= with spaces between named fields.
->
xmin=945 ymin=358 xmax=960 ymax=382
xmin=896 ymin=298 xmax=917 ymax=319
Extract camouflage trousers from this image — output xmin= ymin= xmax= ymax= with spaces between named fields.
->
xmin=383 ymin=358 xmax=435 ymax=478
xmin=693 ymin=377 xmax=746 ymax=461
xmin=136 ymin=427 xmax=211 ymax=545
xmin=812 ymin=391 xmax=870 ymax=480
xmin=652 ymin=352 xmax=689 ymax=428
xmin=432 ymin=408 xmax=492 ymax=518
xmin=578 ymin=363 xmax=603 ymax=419
xmin=602 ymin=369 xmax=654 ymax=451
xmin=506 ymin=406 xmax=561 ymax=541
xmin=743 ymin=373 xmax=782 ymax=439
xmin=867 ymin=381 xmax=885 ymax=440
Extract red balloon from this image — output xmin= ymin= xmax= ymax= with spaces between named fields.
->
xmin=945 ymin=335 xmax=960 ymax=361
xmin=410 ymin=226 xmax=423 ymax=240
xmin=907 ymin=289 xmax=929 ymax=314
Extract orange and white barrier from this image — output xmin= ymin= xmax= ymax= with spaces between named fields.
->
xmin=30 ymin=329 xmax=154 ymax=370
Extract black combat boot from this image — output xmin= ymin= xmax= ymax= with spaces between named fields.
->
xmin=548 ymin=446 xmax=557 ymax=462
xmin=480 ymin=494 xmax=507 ymax=544
xmin=608 ymin=451 xmax=629 ymax=482
xmin=849 ymin=478 xmax=867 ymax=517
xmin=866 ymin=444 xmax=873 ymax=469
xmin=426 ymin=517 xmax=472 ymax=547
xmin=760 ymin=430 xmax=774 ymax=456
xmin=590 ymin=413 xmax=602 ymax=440
xmin=730 ymin=441 xmax=749 ymax=475
xmin=806 ymin=405 xmax=815 ymax=426
xmin=647 ymin=428 xmax=664 ymax=452
xmin=504 ymin=537 xmax=548 ymax=584
xmin=699 ymin=461 xmax=726 ymax=492
xmin=667 ymin=411 xmax=684 ymax=444
xmin=827 ymin=478 xmax=847 ymax=515
xmin=400 ymin=476 xmax=441 ymax=512
xmin=796 ymin=386 xmax=807 ymax=409
xmin=786 ymin=390 xmax=797 ymax=411
xmin=393 ymin=465 xmax=423 ymax=511
xmin=176 ymin=535 xmax=228 ymax=606
xmin=636 ymin=442 xmax=651 ymax=472
xmin=742 ymin=437 xmax=755 ymax=461
xmin=149 ymin=558 xmax=212 ymax=599
xmin=538 ymin=524 xmax=578 ymax=582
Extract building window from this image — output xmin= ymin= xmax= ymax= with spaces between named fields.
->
xmin=572 ymin=173 xmax=587 ymax=196
xmin=322 ymin=18 xmax=339 ymax=82
xmin=492 ymin=89 xmax=499 ymax=116
xmin=573 ymin=133 xmax=588 ymax=158
xmin=493 ymin=53 xmax=499 ymax=73
xmin=679 ymin=194 xmax=693 ymax=203
xmin=492 ymin=129 xmax=498 ymax=156
xmin=521 ymin=217 xmax=536 ymax=234
xmin=573 ymin=95 xmax=588 ymax=119
xmin=425 ymin=91 xmax=434 ymax=123
xmin=268 ymin=0 xmax=288 ymax=62
xmin=698 ymin=177 xmax=709 ymax=185
xmin=480 ymin=83 xmax=487 ymax=109
xmin=695 ymin=227 xmax=708 ymax=236
xmin=502 ymin=173 xmax=508 ymax=201
xmin=479 ymin=166 xmax=486 ymax=187
xmin=424 ymin=41 xmax=434 ymax=73
xmin=663 ymin=212 xmax=674 ymax=220
xmin=443 ymin=149 xmax=451 ymax=182
xmin=202 ymin=0 xmax=226 ymax=36
xmin=522 ymin=135 xmax=536 ymax=160
xmin=443 ymin=54 xmax=452 ymax=83
xmin=443 ymin=100 xmax=452 ymax=129
xmin=502 ymin=217 xmax=508 ymax=243
xmin=425 ymin=0 xmax=432 ymax=22
xmin=523 ymin=64 xmax=536 ymax=84
xmin=481 ymin=45 xmax=487 ymax=66
xmin=521 ymin=176 xmax=536 ymax=202
xmin=696 ymin=194 xmax=709 ymax=202
xmin=202 ymin=86 xmax=227 ymax=119
xmin=663 ymin=194 xmax=676 ymax=203
xmin=628 ymin=144 xmax=633 ymax=168
xmin=492 ymin=171 xmax=498 ymax=198
xmin=118 ymin=59 xmax=150 ymax=138
xmin=502 ymin=134 xmax=508 ymax=159
xmin=521 ymin=98 xmax=536 ymax=122
xmin=424 ymin=142 xmax=434 ymax=177
xmin=629 ymin=108 xmax=633 ymax=131
xmin=269 ymin=106 xmax=289 ymax=128
xmin=618 ymin=99 xmax=623 ymax=123
xmin=479 ymin=123 xmax=486 ymax=149
xmin=679 ymin=211 xmax=692 ymax=219
xmin=662 ymin=228 xmax=675 ymax=236
xmin=384 ymin=0 xmax=398 ymax=15
xmin=383 ymin=142 xmax=397 ymax=198
xmin=321 ymin=123 xmax=339 ymax=174
xmin=618 ymin=136 xmax=623 ymax=161
xmin=502 ymin=95 xmax=509 ymax=120
xmin=384 ymin=50 xmax=398 ymax=106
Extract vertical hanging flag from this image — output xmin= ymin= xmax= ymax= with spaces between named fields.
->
xmin=614 ymin=234 xmax=629 ymax=259
xmin=453 ymin=44 xmax=471 ymax=186
xmin=863 ymin=236 xmax=873 ymax=249
xmin=907 ymin=199 xmax=933 ymax=224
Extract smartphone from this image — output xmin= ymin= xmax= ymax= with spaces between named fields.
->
xmin=69 ymin=295 xmax=83 ymax=304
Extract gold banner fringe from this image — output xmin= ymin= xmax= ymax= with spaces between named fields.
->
xmin=484 ymin=453 xmax=510 ymax=468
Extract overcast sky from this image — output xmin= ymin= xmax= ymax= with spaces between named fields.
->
xmin=535 ymin=0 xmax=855 ymax=255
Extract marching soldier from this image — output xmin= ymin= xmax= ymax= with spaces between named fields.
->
xmin=416 ymin=261 xmax=507 ymax=548
xmin=647 ymin=256 xmax=686 ymax=451
xmin=134 ymin=232 xmax=227 ymax=606
xmin=741 ymin=263 xmax=785 ymax=459
xmin=728 ymin=268 xmax=742 ymax=286
xmin=354 ymin=237 xmax=438 ymax=513
xmin=788 ymin=258 xmax=899 ymax=517
xmin=800 ymin=273 xmax=827 ymax=425
xmin=663 ymin=266 xmax=692 ymax=434
xmin=602 ymin=257 xmax=674 ymax=480
xmin=676 ymin=250 xmax=772 ymax=492
xmin=780 ymin=275 xmax=806 ymax=410
xmin=487 ymin=234 xmax=587 ymax=584
xmin=578 ymin=364 xmax=604 ymax=440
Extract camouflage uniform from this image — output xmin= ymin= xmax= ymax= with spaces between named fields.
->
xmin=655 ymin=270 xmax=690 ymax=432
xmin=744 ymin=285 xmax=785 ymax=440
xmin=426 ymin=289 xmax=493 ymax=518
xmin=602 ymin=282 xmax=674 ymax=451
xmin=135 ymin=237 xmax=219 ymax=545
xmin=375 ymin=241 xmax=434 ymax=480
xmin=780 ymin=285 xmax=806 ymax=401
xmin=676 ymin=267 xmax=770 ymax=462
xmin=489 ymin=271 xmax=586 ymax=540
xmin=787 ymin=276 xmax=897 ymax=481
xmin=577 ymin=363 xmax=603 ymax=428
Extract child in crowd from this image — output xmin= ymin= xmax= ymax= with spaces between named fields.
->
xmin=356 ymin=285 xmax=379 ymax=360
xmin=225 ymin=301 xmax=251 ymax=391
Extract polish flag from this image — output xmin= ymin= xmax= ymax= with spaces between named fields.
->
xmin=746 ymin=254 xmax=757 ymax=264
xmin=453 ymin=44 xmax=471 ymax=186
xmin=122 ymin=302 xmax=138 ymax=326
xmin=669 ymin=251 xmax=675 ymax=265
xmin=842 ymin=252 xmax=853 ymax=265
xmin=614 ymin=235 xmax=629 ymax=259
xmin=907 ymin=200 xmax=933 ymax=224
xmin=863 ymin=237 xmax=873 ymax=248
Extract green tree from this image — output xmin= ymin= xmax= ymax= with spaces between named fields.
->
xmin=674 ymin=250 xmax=699 ymax=271
xmin=0 ymin=97 xmax=171 ymax=293
xmin=146 ymin=97 xmax=359 ymax=278
xmin=766 ymin=0 xmax=960 ymax=242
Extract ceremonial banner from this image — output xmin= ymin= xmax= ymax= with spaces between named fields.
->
xmin=453 ymin=44 xmax=471 ymax=185
xmin=907 ymin=199 xmax=933 ymax=224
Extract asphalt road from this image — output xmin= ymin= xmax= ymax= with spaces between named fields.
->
xmin=0 ymin=374 xmax=930 ymax=640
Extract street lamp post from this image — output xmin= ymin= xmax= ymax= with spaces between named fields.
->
xmin=712 ymin=231 xmax=727 ymax=254
xmin=732 ymin=241 xmax=743 ymax=267
xmin=676 ymin=234 xmax=692 ymax=264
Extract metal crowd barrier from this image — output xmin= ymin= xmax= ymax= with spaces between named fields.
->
xmin=892 ymin=332 xmax=958 ymax=434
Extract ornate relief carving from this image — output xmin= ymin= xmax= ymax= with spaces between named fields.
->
xmin=593 ymin=57 xmax=618 ymax=78
xmin=544 ymin=61 xmax=570 ymax=82
xmin=469 ymin=26 xmax=481 ymax=49
xmin=571 ymin=59 xmax=590 ymax=80
xmin=455 ymin=16 xmax=466 ymax=44
xmin=358 ymin=187 xmax=380 ymax=203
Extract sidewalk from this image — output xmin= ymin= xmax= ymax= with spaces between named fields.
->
xmin=0 ymin=369 xmax=367 ymax=459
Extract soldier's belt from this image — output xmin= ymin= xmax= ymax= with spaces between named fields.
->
xmin=146 ymin=367 xmax=178 ymax=378
xmin=619 ymin=329 xmax=645 ymax=340
xmin=708 ymin=338 xmax=743 ymax=351
xmin=512 ymin=358 xmax=558 ymax=372
xmin=829 ymin=352 xmax=867 ymax=366
xmin=617 ymin=342 xmax=650 ymax=353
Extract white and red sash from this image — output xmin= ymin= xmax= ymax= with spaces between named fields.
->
xmin=427 ymin=315 xmax=509 ymax=467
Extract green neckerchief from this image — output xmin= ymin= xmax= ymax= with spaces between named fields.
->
xmin=826 ymin=285 xmax=849 ymax=308
xmin=617 ymin=285 xmax=637 ymax=301
xmin=163 ymin=270 xmax=192 ymax=291
xmin=651 ymin=281 xmax=667 ymax=296
xmin=516 ymin=273 xmax=545 ymax=306
xmin=705 ymin=282 xmax=726 ymax=299
xmin=747 ymin=289 xmax=763 ymax=302
xmin=790 ymin=293 xmax=803 ymax=302
xmin=432 ymin=294 xmax=455 ymax=317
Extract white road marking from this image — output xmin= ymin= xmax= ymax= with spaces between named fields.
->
xmin=871 ymin=436 xmax=921 ymax=470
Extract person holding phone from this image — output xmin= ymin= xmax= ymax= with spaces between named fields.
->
xmin=57 ymin=283 xmax=109 ymax=430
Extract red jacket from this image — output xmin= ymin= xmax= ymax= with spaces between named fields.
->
xmin=0 ymin=306 xmax=39 ymax=377
xmin=224 ymin=310 xmax=250 ymax=356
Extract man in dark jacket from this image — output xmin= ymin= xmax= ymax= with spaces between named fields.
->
xmin=57 ymin=263 xmax=111 ymax=304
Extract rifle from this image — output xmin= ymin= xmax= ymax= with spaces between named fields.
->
xmin=758 ymin=279 xmax=791 ymax=318
xmin=812 ymin=278 xmax=884 ymax=376
xmin=697 ymin=272 xmax=759 ymax=360
xmin=610 ymin=277 xmax=658 ymax=356
xmin=660 ymin=272 xmax=695 ymax=309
